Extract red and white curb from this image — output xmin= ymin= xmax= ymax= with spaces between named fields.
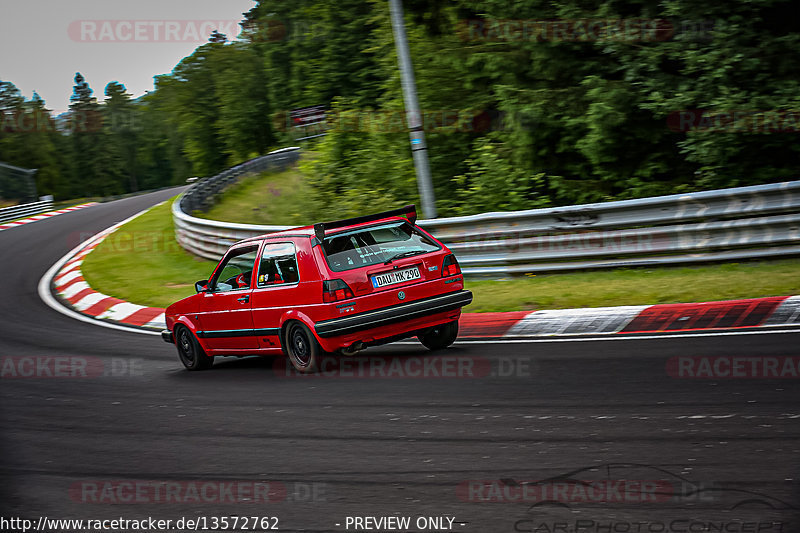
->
xmin=53 ymin=247 xmax=165 ymax=330
xmin=38 ymin=203 xmax=800 ymax=338
xmin=477 ymin=296 xmax=800 ymax=338
xmin=0 ymin=202 xmax=98 ymax=231
xmin=39 ymin=205 xmax=166 ymax=336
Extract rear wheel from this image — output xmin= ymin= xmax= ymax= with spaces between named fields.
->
xmin=285 ymin=321 xmax=322 ymax=373
xmin=418 ymin=320 xmax=459 ymax=351
xmin=175 ymin=325 xmax=214 ymax=371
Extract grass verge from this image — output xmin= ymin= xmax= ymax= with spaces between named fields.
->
xmin=197 ymin=165 xmax=311 ymax=226
xmin=81 ymin=197 xmax=215 ymax=309
xmin=80 ymin=192 xmax=800 ymax=312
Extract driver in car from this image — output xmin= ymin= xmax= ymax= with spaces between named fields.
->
xmin=227 ymin=270 xmax=251 ymax=289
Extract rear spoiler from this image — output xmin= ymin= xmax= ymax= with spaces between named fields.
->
xmin=313 ymin=205 xmax=417 ymax=243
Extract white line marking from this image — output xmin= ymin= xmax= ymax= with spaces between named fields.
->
xmin=38 ymin=207 xmax=162 ymax=336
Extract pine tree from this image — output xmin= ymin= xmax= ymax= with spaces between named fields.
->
xmin=68 ymin=73 xmax=124 ymax=197
xmin=105 ymin=81 xmax=139 ymax=192
xmin=20 ymin=92 xmax=61 ymax=198
xmin=209 ymin=30 xmax=228 ymax=43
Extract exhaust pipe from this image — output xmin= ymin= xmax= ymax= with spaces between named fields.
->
xmin=341 ymin=342 xmax=365 ymax=356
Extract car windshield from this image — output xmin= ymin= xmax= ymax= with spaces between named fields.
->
xmin=322 ymin=221 xmax=440 ymax=272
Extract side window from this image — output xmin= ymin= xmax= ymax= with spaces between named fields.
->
xmin=210 ymin=245 xmax=259 ymax=292
xmin=257 ymin=242 xmax=299 ymax=287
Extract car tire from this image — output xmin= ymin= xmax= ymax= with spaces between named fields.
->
xmin=418 ymin=320 xmax=459 ymax=351
xmin=175 ymin=325 xmax=214 ymax=371
xmin=285 ymin=321 xmax=322 ymax=373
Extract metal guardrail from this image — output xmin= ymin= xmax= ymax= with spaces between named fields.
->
xmin=178 ymin=147 xmax=300 ymax=215
xmin=0 ymin=161 xmax=38 ymax=203
xmin=174 ymin=163 xmax=800 ymax=274
xmin=174 ymin=148 xmax=300 ymax=260
xmin=424 ymin=181 xmax=800 ymax=274
xmin=0 ymin=197 xmax=53 ymax=223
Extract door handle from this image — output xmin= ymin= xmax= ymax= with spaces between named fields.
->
xmin=237 ymin=295 xmax=249 ymax=303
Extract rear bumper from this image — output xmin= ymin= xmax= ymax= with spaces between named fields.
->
xmin=314 ymin=290 xmax=473 ymax=339
xmin=161 ymin=330 xmax=174 ymax=344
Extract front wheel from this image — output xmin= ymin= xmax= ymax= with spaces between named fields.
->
xmin=284 ymin=321 xmax=322 ymax=373
xmin=418 ymin=320 xmax=459 ymax=351
xmin=175 ymin=325 xmax=214 ymax=371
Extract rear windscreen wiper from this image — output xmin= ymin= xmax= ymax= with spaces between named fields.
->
xmin=384 ymin=250 xmax=427 ymax=265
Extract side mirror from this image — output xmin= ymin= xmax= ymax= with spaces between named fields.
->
xmin=195 ymin=280 xmax=209 ymax=293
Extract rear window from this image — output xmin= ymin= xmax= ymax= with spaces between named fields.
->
xmin=322 ymin=221 xmax=440 ymax=272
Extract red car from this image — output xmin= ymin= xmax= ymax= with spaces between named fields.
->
xmin=162 ymin=205 xmax=473 ymax=372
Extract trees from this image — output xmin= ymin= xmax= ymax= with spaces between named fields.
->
xmin=67 ymin=73 xmax=125 ymax=197
xmin=206 ymin=42 xmax=275 ymax=163
xmin=3 ymin=0 xmax=797 ymax=209
xmin=104 ymin=82 xmax=139 ymax=193
xmin=20 ymin=93 xmax=61 ymax=198
xmin=0 ymin=82 xmax=62 ymax=201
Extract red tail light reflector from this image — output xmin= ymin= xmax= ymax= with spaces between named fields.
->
xmin=442 ymin=254 xmax=461 ymax=277
xmin=323 ymin=279 xmax=354 ymax=302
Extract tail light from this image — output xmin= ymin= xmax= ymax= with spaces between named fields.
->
xmin=322 ymin=279 xmax=354 ymax=302
xmin=442 ymin=254 xmax=461 ymax=277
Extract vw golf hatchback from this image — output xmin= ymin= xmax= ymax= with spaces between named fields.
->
xmin=162 ymin=205 xmax=473 ymax=372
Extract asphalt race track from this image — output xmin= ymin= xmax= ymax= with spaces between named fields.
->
xmin=1 ymin=189 xmax=799 ymax=532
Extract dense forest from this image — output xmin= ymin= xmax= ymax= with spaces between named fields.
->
xmin=1 ymin=0 xmax=799 ymax=218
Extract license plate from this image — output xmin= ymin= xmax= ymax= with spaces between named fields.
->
xmin=371 ymin=266 xmax=421 ymax=288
